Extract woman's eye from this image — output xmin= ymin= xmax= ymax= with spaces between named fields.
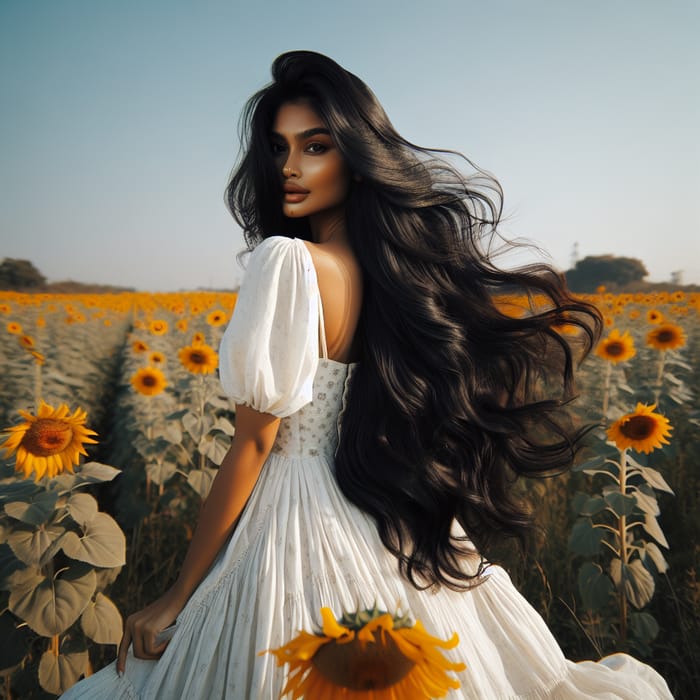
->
xmin=306 ymin=142 xmax=327 ymax=154
xmin=271 ymin=142 xmax=286 ymax=154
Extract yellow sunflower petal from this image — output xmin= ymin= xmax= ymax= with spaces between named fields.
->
xmin=320 ymin=607 xmax=353 ymax=639
xmin=265 ymin=630 xmax=331 ymax=664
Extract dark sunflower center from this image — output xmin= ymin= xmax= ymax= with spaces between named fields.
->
xmin=142 ymin=375 xmax=157 ymax=387
xmin=190 ymin=350 xmax=206 ymax=364
xmin=620 ymin=415 xmax=656 ymax=441
xmin=312 ymin=632 xmax=415 ymax=690
xmin=606 ymin=341 xmax=624 ymax=356
xmin=23 ymin=419 xmax=73 ymax=456
xmin=656 ymin=330 xmax=674 ymax=343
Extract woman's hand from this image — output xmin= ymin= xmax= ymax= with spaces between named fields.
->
xmin=116 ymin=586 xmax=186 ymax=675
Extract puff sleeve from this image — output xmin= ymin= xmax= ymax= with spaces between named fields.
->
xmin=218 ymin=236 xmax=320 ymax=418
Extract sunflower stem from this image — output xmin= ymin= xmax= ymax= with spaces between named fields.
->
xmin=653 ymin=353 xmax=665 ymax=404
xmin=602 ymin=362 xmax=612 ymax=420
xmin=600 ymin=539 xmax=620 ymax=557
xmin=33 ymin=360 xmax=43 ymax=413
xmin=617 ymin=448 xmax=628 ymax=644
xmin=145 ymin=422 xmax=154 ymax=505
xmin=197 ymin=375 xmax=207 ymax=475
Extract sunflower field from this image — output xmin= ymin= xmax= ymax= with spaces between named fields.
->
xmin=0 ymin=288 xmax=698 ymax=698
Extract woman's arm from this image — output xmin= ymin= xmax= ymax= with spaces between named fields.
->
xmin=116 ymin=404 xmax=280 ymax=674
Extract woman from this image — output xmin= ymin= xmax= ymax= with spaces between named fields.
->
xmin=62 ymin=51 xmax=671 ymax=699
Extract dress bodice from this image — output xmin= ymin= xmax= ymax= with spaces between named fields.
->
xmin=270 ymin=360 xmax=357 ymax=459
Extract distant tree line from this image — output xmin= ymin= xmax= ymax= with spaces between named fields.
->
xmin=0 ymin=258 xmax=46 ymax=289
xmin=564 ymin=255 xmax=649 ymax=292
xmin=0 ymin=258 xmax=134 ymax=293
xmin=0 ymin=255 xmax=694 ymax=295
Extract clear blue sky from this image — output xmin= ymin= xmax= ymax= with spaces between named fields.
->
xmin=1 ymin=0 xmax=698 ymax=290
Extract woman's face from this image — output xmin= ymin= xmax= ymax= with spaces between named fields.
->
xmin=271 ymin=100 xmax=352 ymax=222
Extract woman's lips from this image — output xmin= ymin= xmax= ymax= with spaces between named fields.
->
xmin=283 ymin=183 xmax=309 ymax=203
xmin=284 ymin=193 xmax=308 ymax=203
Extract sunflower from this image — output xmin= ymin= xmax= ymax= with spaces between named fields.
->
xmin=607 ymin=403 xmax=672 ymax=454
xmin=0 ymin=303 xmax=12 ymax=314
xmin=265 ymin=607 xmax=465 ymax=699
xmin=149 ymin=319 xmax=169 ymax=335
xmin=132 ymin=339 xmax=150 ymax=353
xmin=36 ymin=316 xmax=46 ymax=328
xmin=191 ymin=332 xmax=206 ymax=346
xmin=670 ymin=291 xmax=686 ymax=303
xmin=29 ymin=350 xmax=45 ymax=365
xmin=18 ymin=334 xmax=35 ymax=349
xmin=493 ymin=295 xmax=528 ymax=318
xmin=1 ymin=402 xmax=98 ymax=481
xmin=550 ymin=312 xmax=580 ymax=336
xmin=178 ymin=343 xmax=218 ymax=374
xmin=595 ymin=329 xmax=636 ymax=364
xmin=646 ymin=309 xmax=664 ymax=324
xmin=149 ymin=351 xmax=166 ymax=365
xmin=6 ymin=321 xmax=22 ymax=335
xmin=647 ymin=323 xmax=686 ymax=351
xmin=175 ymin=318 xmax=188 ymax=333
xmin=206 ymin=309 xmax=229 ymax=327
xmin=130 ymin=366 xmax=167 ymax=396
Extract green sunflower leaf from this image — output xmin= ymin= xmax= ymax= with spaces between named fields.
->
xmin=8 ymin=564 xmax=96 ymax=636
xmin=4 ymin=489 xmax=59 ymax=526
xmin=7 ymin=522 xmax=66 ymax=567
xmin=81 ymin=592 xmax=122 ymax=645
xmin=187 ymin=468 xmax=218 ymax=499
xmin=60 ymin=513 xmax=126 ymax=568
xmin=577 ymin=562 xmax=614 ymax=611
xmin=66 ymin=493 xmax=99 ymax=527
xmin=568 ymin=519 xmax=604 ymax=556
xmin=609 ymin=558 xmax=655 ymax=609
xmin=38 ymin=649 xmax=89 ymax=695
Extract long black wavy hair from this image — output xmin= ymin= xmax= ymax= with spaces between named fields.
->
xmin=226 ymin=51 xmax=602 ymax=590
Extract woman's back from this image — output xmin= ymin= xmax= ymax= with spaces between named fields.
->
xmin=302 ymin=239 xmax=363 ymax=364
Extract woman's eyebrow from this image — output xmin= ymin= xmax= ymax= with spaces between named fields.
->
xmin=271 ymin=127 xmax=331 ymax=140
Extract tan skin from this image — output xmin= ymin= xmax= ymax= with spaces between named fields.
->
xmin=117 ymin=100 xmax=362 ymax=673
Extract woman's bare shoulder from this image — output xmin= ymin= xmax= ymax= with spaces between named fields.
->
xmin=301 ymin=240 xmax=363 ymax=361
xmin=301 ymin=240 xmax=361 ymax=283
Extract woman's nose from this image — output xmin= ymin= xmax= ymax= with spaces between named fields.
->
xmin=283 ymin=151 xmax=301 ymax=177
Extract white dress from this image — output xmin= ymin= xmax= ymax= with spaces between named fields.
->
xmin=62 ymin=236 xmax=672 ymax=699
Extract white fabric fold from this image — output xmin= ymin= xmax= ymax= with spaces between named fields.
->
xmin=218 ymin=236 xmax=319 ymax=418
